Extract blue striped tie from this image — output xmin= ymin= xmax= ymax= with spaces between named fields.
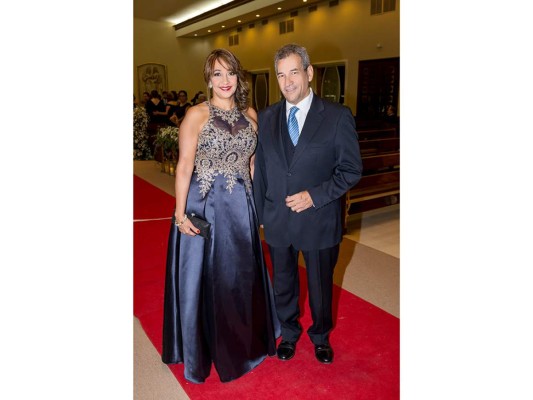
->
xmin=288 ymin=106 xmax=300 ymax=146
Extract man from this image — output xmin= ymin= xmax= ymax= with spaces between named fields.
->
xmin=253 ymin=44 xmax=362 ymax=364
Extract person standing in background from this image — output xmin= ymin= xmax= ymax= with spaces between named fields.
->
xmin=141 ymin=91 xmax=150 ymax=108
xmin=144 ymin=90 xmax=166 ymax=124
xmin=174 ymin=90 xmax=192 ymax=125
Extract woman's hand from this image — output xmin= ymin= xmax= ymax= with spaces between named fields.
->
xmin=175 ymin=214 xmax=200 ymax=236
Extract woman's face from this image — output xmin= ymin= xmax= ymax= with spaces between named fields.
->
xmin=209 ymin=58 xmax=238 ymax=100
xmin=178 ymin=92 xmax=187 ymax=103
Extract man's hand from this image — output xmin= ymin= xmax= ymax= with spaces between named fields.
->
xmin=286 ymin=191 xmax=313 ymax=213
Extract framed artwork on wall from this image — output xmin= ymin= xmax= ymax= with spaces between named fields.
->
xmin=137 ymin=63 xmax=168 ymax=98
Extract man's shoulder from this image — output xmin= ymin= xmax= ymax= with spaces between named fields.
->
xmin=259 ymin=101 xmax=283 ymax=118
xmin=318 ymin=96 xmax=352 ymax=114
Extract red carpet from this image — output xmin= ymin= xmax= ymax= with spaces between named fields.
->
xmin=134 ymin=175 xmax=399 ymax=399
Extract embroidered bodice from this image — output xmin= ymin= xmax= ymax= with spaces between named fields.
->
xmin=194 ymin=102 xmax=257 ymax=197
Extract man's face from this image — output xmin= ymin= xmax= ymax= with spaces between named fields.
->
xmin=276 ymin=53 xmax=313 ymax=105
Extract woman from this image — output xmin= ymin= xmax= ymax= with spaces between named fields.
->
xmin=162 ymin=49 xmax=280 ymax=383
xmin=173 ymin=90 xmax=192 ymax=126
xmin=144 ymin=90 xmax=166 ymax=124
xmin=154 ymin=90 xmax=179 ymax=126
xmin=141 ymin=91 xmax=150 ymax=107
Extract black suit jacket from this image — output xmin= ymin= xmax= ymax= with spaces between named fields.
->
xmin=253 ymin=95 xmax=363 ymax=250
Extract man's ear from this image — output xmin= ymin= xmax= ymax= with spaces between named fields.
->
xmin=306 ymin=65 xmax=314 ymax=83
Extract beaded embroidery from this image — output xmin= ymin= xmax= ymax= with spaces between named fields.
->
xmin=194 ymin=102 xmax=256 ymax=197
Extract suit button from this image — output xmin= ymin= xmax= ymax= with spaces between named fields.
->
xmin=287 ymin=172 xmax=292 ymax=177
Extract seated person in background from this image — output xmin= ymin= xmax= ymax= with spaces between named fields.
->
xmin=190 ymin=91 xmax=203 ymax=105
xmin=195 ymin=93 xmax=207 ymax=104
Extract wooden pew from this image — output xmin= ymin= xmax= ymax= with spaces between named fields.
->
xmin=342 ymin=148 xmax=400 ymax=230
xmin=354 ymin=117 xmax=399 ymax=136
xmin=359 ymin=137 xmax=400 ymax=156
xmin=349 ymin=170 xmax=400 ymax=201
xmin=357 ymin=127 xmax=398 ymax=141
xmin=361 ymin=152 xmax=399 ymax=173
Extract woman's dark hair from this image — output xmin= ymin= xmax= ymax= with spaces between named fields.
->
xmin=203 ymin=48 xmax=249 ymax=111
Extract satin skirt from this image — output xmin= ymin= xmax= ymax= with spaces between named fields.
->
xmin=162 ymin=173 xmax=280 ymax=383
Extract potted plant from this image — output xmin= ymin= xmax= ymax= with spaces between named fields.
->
xmin=154 ymin=126 xmax=179 ymax=174
xmin=133 ymin=106 xmax=152 ymax=160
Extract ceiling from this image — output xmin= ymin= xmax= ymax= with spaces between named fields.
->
xmin=134 ymin=0 xmax=324 ymax=38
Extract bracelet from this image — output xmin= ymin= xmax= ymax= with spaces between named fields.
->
xmin=175 ymin=214 xmax=188 ymax=227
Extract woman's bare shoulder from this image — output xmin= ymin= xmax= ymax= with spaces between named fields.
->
xmin=187 ymin=102 xmax=209 ymax=118
xmin=243 ymin=106 xmax=258 ymax=130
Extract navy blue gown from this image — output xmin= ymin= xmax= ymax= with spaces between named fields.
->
xmin=162 ymin=102 xmax=280 ymax=383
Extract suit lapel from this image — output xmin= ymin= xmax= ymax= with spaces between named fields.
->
xmin=290 ymin=95 xmax=325 ymax=168
xmin=270 ymin=101 xmax=289 ymax=170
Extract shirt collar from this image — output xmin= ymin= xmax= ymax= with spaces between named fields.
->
xmin=286 ymin=88 xmax=313 ymax=114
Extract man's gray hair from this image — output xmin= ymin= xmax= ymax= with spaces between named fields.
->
xmin=274 ymin=44 xmax=311 ymax=74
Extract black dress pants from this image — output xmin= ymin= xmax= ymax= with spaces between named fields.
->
xmin=268 ymin=244 xmax=339 ymax=345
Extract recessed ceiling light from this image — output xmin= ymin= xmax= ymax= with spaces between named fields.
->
xmin=221 ymin=25 xmax=225 ymax=28
xmin=256 ymin=14 xmax=260 ymax=17
xmin=208 ymin=29 xmax=211 ymax=32
xmin=194 ymin=33 xmax=197 ymax=36
xmin=278 ymin=7 xmax=282 ymax=10
xmin=237 ymin=20 xmax=241 ymax=23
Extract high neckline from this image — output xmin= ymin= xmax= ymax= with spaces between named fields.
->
xmin=208 ymin=101 xmax=237 ymax=112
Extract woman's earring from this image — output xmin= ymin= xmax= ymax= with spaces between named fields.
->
xmin=208 ymin=83 xmax=212 ymax=89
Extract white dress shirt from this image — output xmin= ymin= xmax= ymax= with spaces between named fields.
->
xmin=285 ymin=89 xmax=313 ymax=135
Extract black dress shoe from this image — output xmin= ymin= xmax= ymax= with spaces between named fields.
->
xmin=315 ymin=343 xmax=334 ymax=364
xmin=277 ymin=340 xmax=296 ymax=361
